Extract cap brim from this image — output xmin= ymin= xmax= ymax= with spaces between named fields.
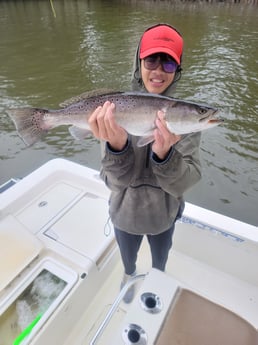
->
xmin=140 ymin=47 xmax=180 ymax=65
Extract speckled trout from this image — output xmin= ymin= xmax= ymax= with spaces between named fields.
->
xmin=6 ymin=90 xmax=222 ymax=146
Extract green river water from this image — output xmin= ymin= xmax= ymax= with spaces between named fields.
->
xmin=0 ymin=0 xmax=257 ymax=226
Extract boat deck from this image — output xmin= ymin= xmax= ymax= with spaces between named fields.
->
xmin=0 ymin=159 xmax=257 ymax=345
xmin=61 ymin=234 xmax=258 ymax=345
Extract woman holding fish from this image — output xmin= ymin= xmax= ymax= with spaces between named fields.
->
xmin=88 ymin=24 xmax=202 ymax=303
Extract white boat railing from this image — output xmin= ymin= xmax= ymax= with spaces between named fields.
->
xmin=90 ymin=274 xmax=146 ymax=345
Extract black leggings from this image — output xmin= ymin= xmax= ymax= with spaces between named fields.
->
xmin=114 ymin=225 xmax=175 ymax=275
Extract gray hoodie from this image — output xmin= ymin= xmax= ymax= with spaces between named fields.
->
xmin=100 ymin=28 xmax=201 ymax=235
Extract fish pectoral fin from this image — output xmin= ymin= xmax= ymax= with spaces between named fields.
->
xmin=136 ymin=134 xmax=155 ymax=147
xmin=68 ymin=126 xmax=92 ymax=140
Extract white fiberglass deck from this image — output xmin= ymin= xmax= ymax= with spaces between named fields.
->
xmin=0 ymin=158 xmax=257 ymax=345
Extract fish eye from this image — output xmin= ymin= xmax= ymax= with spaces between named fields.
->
xmin=198 ymin=107 xmax=208 ymax=115
xmin=198 ymin=109 xmax=210 ymax=122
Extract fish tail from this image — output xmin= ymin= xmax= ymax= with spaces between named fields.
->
xmin=6 ymin=107 xmax=50 ymax=146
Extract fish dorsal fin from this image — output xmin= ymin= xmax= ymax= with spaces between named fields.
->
xmin=59 ymin=89 xmax=116 ymax=108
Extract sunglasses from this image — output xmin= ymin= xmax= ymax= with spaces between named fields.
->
xmin=143 ymin=53 xmax=178 ymax=73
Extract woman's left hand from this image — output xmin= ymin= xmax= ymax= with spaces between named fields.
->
xmin=152 ymin=110 xmax=181 ymax=160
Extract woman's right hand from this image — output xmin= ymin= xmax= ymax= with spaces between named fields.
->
xmin=88 ymin=101 xmax=128 ymax=151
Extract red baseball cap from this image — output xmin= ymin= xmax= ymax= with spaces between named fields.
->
xmin=139 ymin=24 xmax=183 ymax=65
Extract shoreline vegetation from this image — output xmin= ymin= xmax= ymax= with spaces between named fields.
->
xmin=119 ymin=0 xmax=258 ymax=4
xmin=46 ymin=0 xmax=257 ymax=19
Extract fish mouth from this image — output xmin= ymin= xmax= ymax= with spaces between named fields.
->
xmin=208 ymin=118 xmax=224 ymax=124
xmin=199 ymin=108 xmax=220 ymax=123
xmin=208 ymin=108 xmax=224 ymax=124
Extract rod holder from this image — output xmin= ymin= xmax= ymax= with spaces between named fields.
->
xmin=140 ymin=292 xmax=163 ymax=314
xmin=122 ymin=323 xmax=147 ymax=345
